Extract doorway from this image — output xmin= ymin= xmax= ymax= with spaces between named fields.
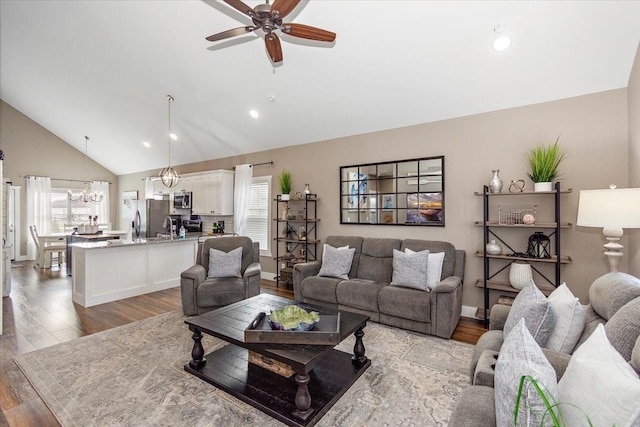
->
xmin=6 ymin=185 xmax=20 ymax=261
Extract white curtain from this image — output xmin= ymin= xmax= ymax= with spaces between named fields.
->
xmin=90 ymin=181 xmax=110 ymax=225
xmin=234 ymin=164 xmax=253 ymax=235
xmin=26 ymin=176 xmax=52 ymax=260
xmin=144 ymin=177 xmax=154 ymax=199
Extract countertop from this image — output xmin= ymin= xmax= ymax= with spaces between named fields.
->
xmin=70 ymin=233 xmax=236 ymax=250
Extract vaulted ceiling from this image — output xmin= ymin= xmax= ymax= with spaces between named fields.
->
xmin=1 ymin=1 xmax=639 ymax=175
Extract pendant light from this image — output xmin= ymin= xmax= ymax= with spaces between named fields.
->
xmin=159 ymin=95 xmax=179 ymax=188
xmin=68 ymin=136 xmax=104 ymax=203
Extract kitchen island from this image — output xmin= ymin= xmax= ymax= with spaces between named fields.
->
xmin=71 ymin=237 xmax=198 ymax=307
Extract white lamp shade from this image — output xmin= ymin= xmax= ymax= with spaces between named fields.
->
xmin=576 ymin=187 xmax=640 ymax=228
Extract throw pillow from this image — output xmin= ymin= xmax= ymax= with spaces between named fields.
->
xmin=390 ymin=249 xmax=429 ymax=290
xmin=318 ymin=244 xmax=355 ymax=280
xmin=207 ymin=247 xmax=243 ymax=278
xmin=604 ymin=297 xmax=640 ymax=362
xmin=503 ymin=282 xmax=555 ymax=347
xmin=546 ymin=283 xmax=585 ymax=354
xmin=494 ymin=318 xmax=558 ymax=427
xmin=632 ymin=335 xmax=640 ymax=373
xmin=405 ymin=248 xmax=445 ymax=288
xmin=557 ymin=324 xmax=640 ymax=426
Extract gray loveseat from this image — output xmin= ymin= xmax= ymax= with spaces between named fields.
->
xmin=448 ymin=272 xmax=640 ymax=426
xmin=293 ymin=236 xmax=466 ymax=339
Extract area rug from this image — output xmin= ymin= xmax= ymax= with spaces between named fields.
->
xmin=13 ymin=311 xmax=473 ymax=426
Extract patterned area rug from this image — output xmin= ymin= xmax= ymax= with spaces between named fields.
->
xmin=13 ymin=311 xmax=473 ymax=426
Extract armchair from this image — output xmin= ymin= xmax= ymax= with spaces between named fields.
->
xmin=180 ymin=236 xmax=261 ymax=315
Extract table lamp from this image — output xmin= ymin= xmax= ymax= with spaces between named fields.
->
xmin=576 ymin=185 xmax=640 ymax=273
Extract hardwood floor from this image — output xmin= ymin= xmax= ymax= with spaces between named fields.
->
xmin=1 ymin=261 xmax=486 ymax=426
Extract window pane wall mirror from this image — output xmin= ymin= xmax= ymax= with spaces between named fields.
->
xmin=340 ymin=156 xmax=444 ymax=226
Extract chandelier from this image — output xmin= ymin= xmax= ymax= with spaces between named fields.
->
xmin=159 ymin=95 xmax=179 ymax=188
xmin=68 ymin=136 xmax=104 ymax=203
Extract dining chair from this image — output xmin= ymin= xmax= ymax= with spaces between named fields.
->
xmin=29 ymin=225 xmax=65 ymax=268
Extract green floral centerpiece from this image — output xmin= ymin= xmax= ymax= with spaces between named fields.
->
xmin=269 ymin=305 xmax=319 ymax=331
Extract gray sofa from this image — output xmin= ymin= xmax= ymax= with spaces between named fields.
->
xmin=448 ymin=272 xmax=640 ymax=426
xmin=293 ymin=236 xmax=466 ymax=339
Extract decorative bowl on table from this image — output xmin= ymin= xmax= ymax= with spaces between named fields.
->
xmin=269 ymin=305 xmax=320 ymax=331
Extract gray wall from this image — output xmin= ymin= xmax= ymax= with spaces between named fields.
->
xmin=119 ymin=87 xmax=632 ymax=309
xmin=0 ymin=100 xmax=118 ymax=257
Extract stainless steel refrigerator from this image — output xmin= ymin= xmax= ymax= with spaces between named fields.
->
xmin=146 ymin=199 xmax=170 ymax=237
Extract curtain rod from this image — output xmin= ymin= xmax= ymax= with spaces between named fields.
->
xmin=233 ymin=161 xmax=273 ymax=170
xmin=22 ymin=175 xmax=112 ymax=185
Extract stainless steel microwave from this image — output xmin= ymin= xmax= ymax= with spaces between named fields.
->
xmin=173 ymin=192 xmax=192 ymax=209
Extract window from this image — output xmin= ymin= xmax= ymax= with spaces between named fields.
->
xmin=245 ymin=176 xmax=271 ymax=256
xmin=51 ymin=187 xmax=107 ymax=231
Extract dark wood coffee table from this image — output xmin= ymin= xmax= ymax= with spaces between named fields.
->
xmin=184 ymin=294 xmax=370 ymax=427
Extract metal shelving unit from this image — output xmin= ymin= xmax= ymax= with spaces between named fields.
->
xmin=273 ymin=194 xmax=319 ymax=289
xmin=475 ymin=182 xmax=572 ymax=326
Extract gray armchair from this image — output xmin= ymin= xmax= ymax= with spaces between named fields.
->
xmin=180 ymin=236 xmax=261 ymax=315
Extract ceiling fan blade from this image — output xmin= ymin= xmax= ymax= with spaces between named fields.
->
xmin=282 ymin=23 xmax=336 ymax=42
xmin=206 ymin=26 xmax=255 ymax=42
xmin=221 ymin=0 xmax=254 ymax=17
xmin=264 ymin=34 xmax=283 ymax=63
xmin=270 ymin=0 xmax=300 ymax=18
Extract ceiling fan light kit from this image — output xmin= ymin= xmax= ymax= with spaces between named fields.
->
xmin=159 ymin=95 xmax=179 ymax=188
xmin=206 ymin=0 xmax=336 ymax=64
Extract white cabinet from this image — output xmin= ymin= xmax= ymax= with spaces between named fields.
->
xmin=151 ymin=178 xmax=170 ymax=197
xmin=190 ymin=170 xmax=234 ymax=216
xmin=173 ymin=177 xmax=193 ymax=193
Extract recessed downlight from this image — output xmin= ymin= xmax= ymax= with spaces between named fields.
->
xmin=493 ymin=35 xmax=511 ymax=51
xmin=169 ymin=133 xmax=178 ymax=140
xmin=142 ymin=141 xmax=151 ymax=148
xmin=249 ymin=109 xmax=260 ymax=119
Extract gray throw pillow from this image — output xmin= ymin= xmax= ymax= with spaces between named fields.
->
xmin=391 ymin=249 xmax=429 ymax=290
xmin=318 ymin=244 xmax=355 ymax=280
xmin=604 ymin=297 xmax=640 ymax=361
xmin=503 ymin=282 xmax=555 ymax=347
xmin=495 ymin=318 xmax=558 ymax=427
xmin=208 ymin=247 xmax=243 ymax=278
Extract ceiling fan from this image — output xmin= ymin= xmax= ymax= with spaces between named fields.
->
xmin=206 ymin=0 xmax=336 ymax=63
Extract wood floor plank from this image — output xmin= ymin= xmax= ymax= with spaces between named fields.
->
xmin=1 ymin=261 xmax=486 ymax=426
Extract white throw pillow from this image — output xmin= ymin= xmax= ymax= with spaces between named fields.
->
xmin=557 ymin=324 xmax=640 ymax=426
xmin=208 ymin=247 xmax=243 ymax=278
xmin=318 ymin=244 xmax=355 ymax=280
xmin=494 ymin=318 xmax=558 ymax=427
xmin=546 ymin=283 xmax=585 ymax=354
xmin=391 ymin=249 xmax=429 ymax=290
xmin=405 ymin=248 xmax=445 ymax=288
xmin=503 ymin=281 xmax=555 ymax=347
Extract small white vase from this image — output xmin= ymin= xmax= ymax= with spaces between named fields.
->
xmin=281 ymin=193 xmax=290 ymax=201
xmin=485 ymin=240 xmax=502 ymax=255
xmin=534 ymin=182 xmax=553 ymax=192
xmin=509 ymin=262 xmax=533 ymax=290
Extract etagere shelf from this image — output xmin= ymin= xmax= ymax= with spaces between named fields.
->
xmin=273 ymin=194 xmax=319 ymax=289
xmin=475 ymin=182 xmax=572 ymax=326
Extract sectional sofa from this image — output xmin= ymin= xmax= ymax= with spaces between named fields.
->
xmin=292 ymin=235 xmax=466 ymax=339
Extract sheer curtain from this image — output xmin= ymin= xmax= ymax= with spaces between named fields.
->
xmin=26 ymin=176 xmax=52 ymax=260
xmin=91 ymin=181 xmax=110 ymax=225
xmin=234 ymin=164 xmax=253 ymax=235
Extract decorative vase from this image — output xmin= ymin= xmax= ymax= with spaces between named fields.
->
xmin=509 ymin=261 xmax=533 ymax=290
xmin=281 ymin=193 xmax=290 ymax=201
xmin=485 ymin=239 xmax=502 ymax=255
xmin=304 ymin=184 xmax=311 ymax=195
xmin=534 ymin=182 xmax=553 ymax=192
xmin=488 ymin=170 xmax=503 ymax=193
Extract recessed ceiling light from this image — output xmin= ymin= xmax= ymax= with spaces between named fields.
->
xmin=169 ymin=133 xmax=178 ymax=140
xmin=142 ymin=141 xmax=151 ymax=148
xmin=493 ymin=35 xmax=511 ymax=52
xmin=249 ymin=109 xmax=260 ymax=119
xmin=492 ymin=25 xmax=511 ymax=52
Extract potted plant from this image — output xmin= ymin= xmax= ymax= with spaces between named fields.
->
xmin=526 ymin=136 xmax=566 ymax=192
xmin=279 ymin=169 xmax=292 ymax=200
